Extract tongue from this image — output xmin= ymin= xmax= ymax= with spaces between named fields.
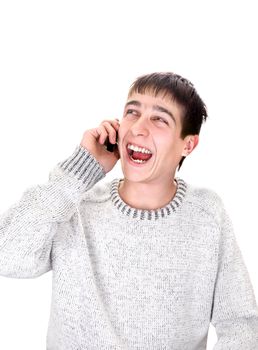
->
xmin=132 ymin=151 xmax=152 ymax=161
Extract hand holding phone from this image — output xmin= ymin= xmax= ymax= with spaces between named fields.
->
xmin=80 ymin=119 xmax=120 ymax=174
xmin=104 ymin=131 xmax=118 ymax=152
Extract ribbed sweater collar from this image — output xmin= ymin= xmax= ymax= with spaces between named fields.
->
xmin=110 ymin=177 xmax=187 ymax=221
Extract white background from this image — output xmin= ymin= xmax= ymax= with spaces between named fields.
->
xmin=0 ymin=1 xmax=257 ymax=349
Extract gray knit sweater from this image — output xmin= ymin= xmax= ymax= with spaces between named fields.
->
xmin=1 ymin=145 xmax=258 ymax=350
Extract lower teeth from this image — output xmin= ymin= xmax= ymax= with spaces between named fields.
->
xmin=130 ymin=156 xmax=147 ymax=163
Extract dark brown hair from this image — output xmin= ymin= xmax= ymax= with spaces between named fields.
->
xmin=128 ymin=72 xmax=208 ymax=170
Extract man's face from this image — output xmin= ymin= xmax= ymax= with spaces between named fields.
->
xmin=118 ymin=92 xmax=191 ymax=184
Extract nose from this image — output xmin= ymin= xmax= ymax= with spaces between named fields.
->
xmin=130 ymin=115 xmax=150 ymax=137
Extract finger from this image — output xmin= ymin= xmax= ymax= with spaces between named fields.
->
xmin=96 ymin=125 xmax=108 ymax=144
xmin=100 ymin=122 xmax=118 ymax=144
xmin=89 ymin=128 xmax=101 ymax=139
xmin=101 ymin=119 xmax=120 ymax=130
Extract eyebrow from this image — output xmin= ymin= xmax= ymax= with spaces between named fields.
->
xmin=124 ymin=100 xmax=176 ymax=124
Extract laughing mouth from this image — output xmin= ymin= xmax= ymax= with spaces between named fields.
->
xmin=126 ymin=143 xmax=153 ymax=163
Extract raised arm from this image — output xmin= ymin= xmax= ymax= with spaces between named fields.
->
xmin=0 ymin=119 xmax=120 ymax=279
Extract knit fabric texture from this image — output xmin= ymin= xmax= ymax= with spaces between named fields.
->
xmin=1 ymin=145 xmax=258 ymax=349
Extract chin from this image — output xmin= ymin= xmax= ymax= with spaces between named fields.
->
xmin=120 ymin=166 xmax=154 ymax=184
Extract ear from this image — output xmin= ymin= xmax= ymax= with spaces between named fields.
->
xmin=181 ymin=135 xmax=199 ymax=157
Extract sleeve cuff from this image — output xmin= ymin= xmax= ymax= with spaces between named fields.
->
xmin=57 ymin=145 xmax=106 ymax=188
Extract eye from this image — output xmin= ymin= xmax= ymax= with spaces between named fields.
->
xmin=152 ymin=116 xmax=169 ymax=125
xmin=125 ymin=109 xmax=139 ymax=116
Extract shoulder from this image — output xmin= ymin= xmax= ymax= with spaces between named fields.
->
xmin=186 ymin=182 xmax=223 ymax=207
xmin=182 ymin=179 xmax=225 ymax=225
xmin=80 ymin=178 xmax=113 ymax=204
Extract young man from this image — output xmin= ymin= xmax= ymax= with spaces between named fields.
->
xmin=0 ymin=72 xmax=258 ymax=349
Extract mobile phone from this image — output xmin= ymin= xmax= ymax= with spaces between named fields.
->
xmin=104 ymin=132 xmax=118 ymax=152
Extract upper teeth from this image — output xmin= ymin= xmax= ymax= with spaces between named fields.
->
xmin=127 ymin=144 xmax=152 ymax=154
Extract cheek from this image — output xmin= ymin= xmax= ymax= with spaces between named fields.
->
xmin=118 ymin=127 xmax=124 ymax=139
xmin=155 ymin=132 xmax=174 ymax=149
xmin=118 ymin=120 xmax=130 ymax=139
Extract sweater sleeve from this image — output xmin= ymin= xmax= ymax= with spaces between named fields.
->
xmin=210 ymin=204 xmax=258 ymax=349
xmin=0 ymin=145 xmax=105 ymax=279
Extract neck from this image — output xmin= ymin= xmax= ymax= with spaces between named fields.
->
xmin=118 ymin=178 xmax=178 ymax=211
